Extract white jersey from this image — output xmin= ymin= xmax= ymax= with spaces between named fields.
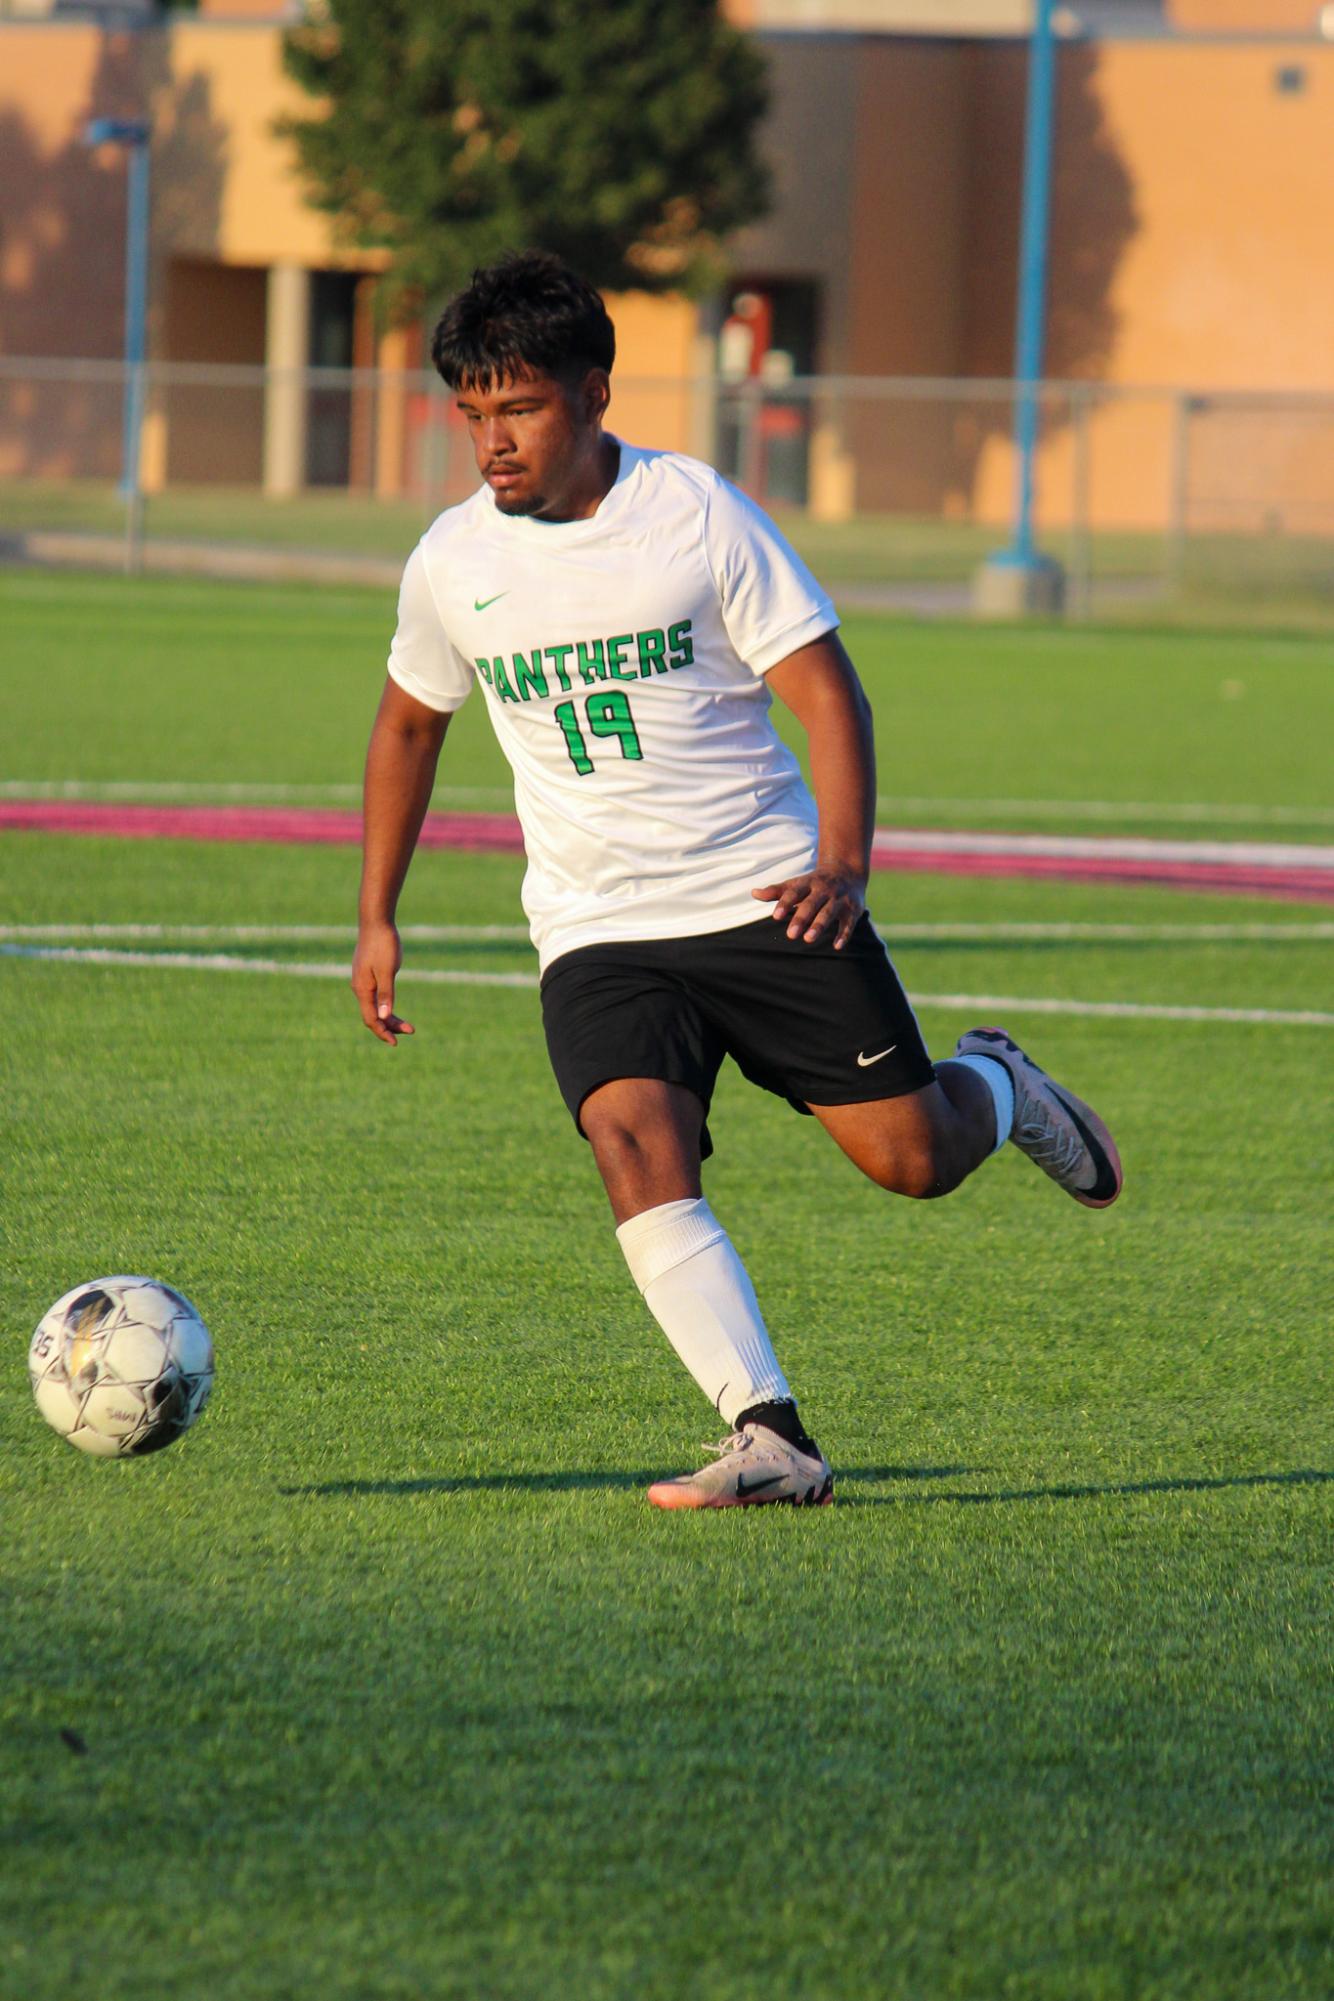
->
xmin=386 ymin=441 xmax=838 ymax=972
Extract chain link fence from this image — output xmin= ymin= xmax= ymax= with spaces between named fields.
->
xmin=1 ymin=356 xmax=1331 ymax=623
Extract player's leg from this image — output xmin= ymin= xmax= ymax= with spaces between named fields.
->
xmin=952 ymin=1026 xmax=1122 ymax=1207
xmin=814 ymin=1032 xmax=1120 ymax=1207
xmin=541 ymin=951 xmax=831 ymax=1507
xmin=808 ymin=1063 xmax=1002 ymax=1199
xmin=690 ymin=914 xmax=1119 ymax=1208
xmin=583 ymin=1075 xmax=792 ymax=1409
xmin=582 ymin=1078 xmax=830 ymax=1507
xmin=577 ymin=1075 xmax=703 ymax=1225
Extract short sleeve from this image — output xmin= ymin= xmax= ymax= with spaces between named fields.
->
xmin=386 ymin=540 xmax=474 ymax=713
xmin=701 ymin=475 xmax=839 ymax=677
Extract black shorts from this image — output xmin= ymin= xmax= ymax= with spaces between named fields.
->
xmin=540 ymin=913 xmax=935 ymax=1159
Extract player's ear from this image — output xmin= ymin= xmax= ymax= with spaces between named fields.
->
xmin=579 ymin=367 xmax=611 ymax=426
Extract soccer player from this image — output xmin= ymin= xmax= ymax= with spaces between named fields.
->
xmin=352 ymin=252 xmax=1121 ymax=1509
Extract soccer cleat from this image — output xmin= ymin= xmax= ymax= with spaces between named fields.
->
xmin=955 ymin=1025 xmax=1123 ymax=1208
xmin=647 ymin=1423 xmax=834 ymax=1511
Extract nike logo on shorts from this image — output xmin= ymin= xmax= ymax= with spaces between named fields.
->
xmin=856 ymin=1044 xmax=897 ymax=1067
xmin=474 ymin=592 xmax=508 ymax=611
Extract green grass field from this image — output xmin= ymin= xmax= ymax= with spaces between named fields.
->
xmin=4 ymin=571 xmax=1332 ymax=838
xmin=2 ymin=573 xmax=1331 ymax=1999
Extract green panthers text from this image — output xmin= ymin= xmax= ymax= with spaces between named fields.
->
xmin=475 ymin=620 xmax=694 ymax=705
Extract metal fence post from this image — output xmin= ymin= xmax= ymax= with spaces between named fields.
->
xmin=740 ymin=377 xmax=763 ymax=498
xmin=367 ymin=363 xmax=379 ymax=505
xmin=424 ymin=368 xmax=449 ymax=524
xmin=1168 ymin=391 xmax=1193 ymax=593
xmin=124 ymin=358 xmax=147 ymax=575
xmin=1069 ymin=382 xmax=1092 ymax=619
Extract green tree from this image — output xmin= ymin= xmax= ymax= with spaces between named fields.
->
xmin=280 ymin=0 xmax=769 ymax=312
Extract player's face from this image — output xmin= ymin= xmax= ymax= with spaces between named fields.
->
xmin=456 ymin=367 xmax=611 ymax=520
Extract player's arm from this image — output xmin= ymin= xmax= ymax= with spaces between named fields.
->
xmin=752 ymin=631 xmax=875 ymax=950
xmin=352 ymin=676 xmax=451 ymax=1045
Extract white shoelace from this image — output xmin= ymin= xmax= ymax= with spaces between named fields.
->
xmin=1016 ymin=1105 xmax=1086 ymax=1181
xmin=704 ymin=1431 xmax=751 ymax=1458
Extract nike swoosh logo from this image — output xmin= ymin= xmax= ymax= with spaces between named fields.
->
xmin=734 ymin=1473 xmax=785 ymax=1498
xmin=474 ymin=592 xmax=508 ymax=611
xmin=1050 ymin=1086 xmax=1120 ymax=1204
xmin=856 ymin=1044 xmax=897 ymax=1067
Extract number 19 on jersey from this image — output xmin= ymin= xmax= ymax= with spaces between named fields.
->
xmin=554 ymin=691 xmax=643 ymax=775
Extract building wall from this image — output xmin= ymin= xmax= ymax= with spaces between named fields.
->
xmin=194 ymin=0 xmax=291 ymax=17
xmin=0 ymin=23 xmax=130 ymax=365
xmin=3 ymin=14 xmax=1334 ymax=529
xmin=965 ymin=37 xmax=1334 ymax=528
xmin=162 ymin=19 xmax=377 ymax=270
xmin=734 ymin=1 xmax=1028 ymax=27
xmin=1068 ymin=41 xmax=1334 ymax=392
xmin=1169 ymin=1 xmax=1318 ymax=30
xmin=0 ymin=23 xmax=138 ymax=475
xmin=745 ymin=28 xmax=1334 ymax=530
xmin=848 ymin=41 xmax=972 ymax=378
xmin=0 ymin=18 xmax=700 ymax=486
xmin=158 ymin=259 xmax=267 ymax=484
xmin=724 ymin=34 xmax=861 ymax=372
xmin=842 ymin=38 xmax=975 ymax=514
xmin=601 ymin=289 xmax=701 ymax=459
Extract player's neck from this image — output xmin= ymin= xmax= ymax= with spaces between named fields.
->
xmin=546 ymin=435 xmax=621 ymax=522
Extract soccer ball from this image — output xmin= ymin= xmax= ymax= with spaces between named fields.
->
xmin=28 ymin=1276 xmax=214 ymax=1458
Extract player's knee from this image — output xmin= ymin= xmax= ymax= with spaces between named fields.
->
xmin=890 ymin=1153 xmax=951 ymax=1200
xmin=583 ymin=1111 xmax=642 ymax=1176
xmin=869 ymin=1137 xmax=966 ymax=1200
xmin=584 ymin=1111 xmax=682 ymax=1202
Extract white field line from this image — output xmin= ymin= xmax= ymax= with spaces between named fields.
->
xmin=3 ymin=942 xmax=1330 ymax=1027
xmin=0 ymin=945 xmax=539 ymax=991
xmin=4 ymin=780 xmax=1334 ymax=829
xmin=873 ymin=829 xmax=1334 ymax=869
xmin=3 ymin=920 xmax=1333 ymax=946
xmin=0 ymin=923 xmax=532 ymax=943
xmin=884 ymin=797 xmax=1334 ymax=829
xmin=882 ymin=922 xmax=1334 ymax=942
xmin=907 ymin=992 xmax=1334 ymax=1027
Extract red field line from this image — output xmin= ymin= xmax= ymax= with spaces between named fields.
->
xmin=866 ymin=849 xmax=1334 ymax=902
xmin=3 ymin=799 xmax=1332 ymax=903
xmin=0 ymin=800 xmax=519 ymax=853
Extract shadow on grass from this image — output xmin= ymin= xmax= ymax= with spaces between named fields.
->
xmin=283 ymin=1470 xmax=664 ymax=1498
xmin=855 ymin=1467 xmax=1334 ymax=1507
xmin=280 ymin=1464 xmax=977 ymax=1499
xmin=280 ymin=1468 xmax=1331 ymax=1506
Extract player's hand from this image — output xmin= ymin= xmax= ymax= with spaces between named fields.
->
xmin=751 ymin=867 xmax=867 ymax=949
xmin=351 ymin=920 xmax=414 ymax=1045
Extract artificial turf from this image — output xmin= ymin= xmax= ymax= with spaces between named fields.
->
xmin=1 ymin=576 xmax=1331 ymax=1999
xmin=4 ymin=568 xmax=1332 ymax=838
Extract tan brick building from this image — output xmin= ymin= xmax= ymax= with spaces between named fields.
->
xmin=1 ymin=0 xmax=1330 ymax=531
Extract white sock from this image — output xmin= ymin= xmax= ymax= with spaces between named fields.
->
xmin=952 ymin=1053 xmax=1016 ymax=1155
xmin=615 ymin=1197 xmax=791 ymax=1426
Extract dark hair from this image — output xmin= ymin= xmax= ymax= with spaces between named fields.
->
xmin=431 ymin=251 xmax=616 ymax=391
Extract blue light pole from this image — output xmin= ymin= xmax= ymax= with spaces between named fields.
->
xmin=85 ymin=117 xmax=150 ymax=564
xmin=1011 ymin=0 xmax=1057 ymax=568
xmin=976 ymin=0 xmax=1065 ymax=615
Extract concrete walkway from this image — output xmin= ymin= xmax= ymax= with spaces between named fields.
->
xmin=1 ymin=529 xmax=1168 ymax=616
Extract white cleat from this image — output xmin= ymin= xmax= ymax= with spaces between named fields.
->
xmin=956 ymin=1025 xmax=1123 ymax=1207
xmin=647 ymin=1424 xmax=834 ymax=1511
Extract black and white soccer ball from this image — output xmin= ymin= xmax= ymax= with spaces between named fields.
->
xmin=28 ymin=1276 xmax=214 ymax=1458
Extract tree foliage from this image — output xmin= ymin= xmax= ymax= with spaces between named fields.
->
xmin=280 ymin=0 xmax=770 ymax=312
